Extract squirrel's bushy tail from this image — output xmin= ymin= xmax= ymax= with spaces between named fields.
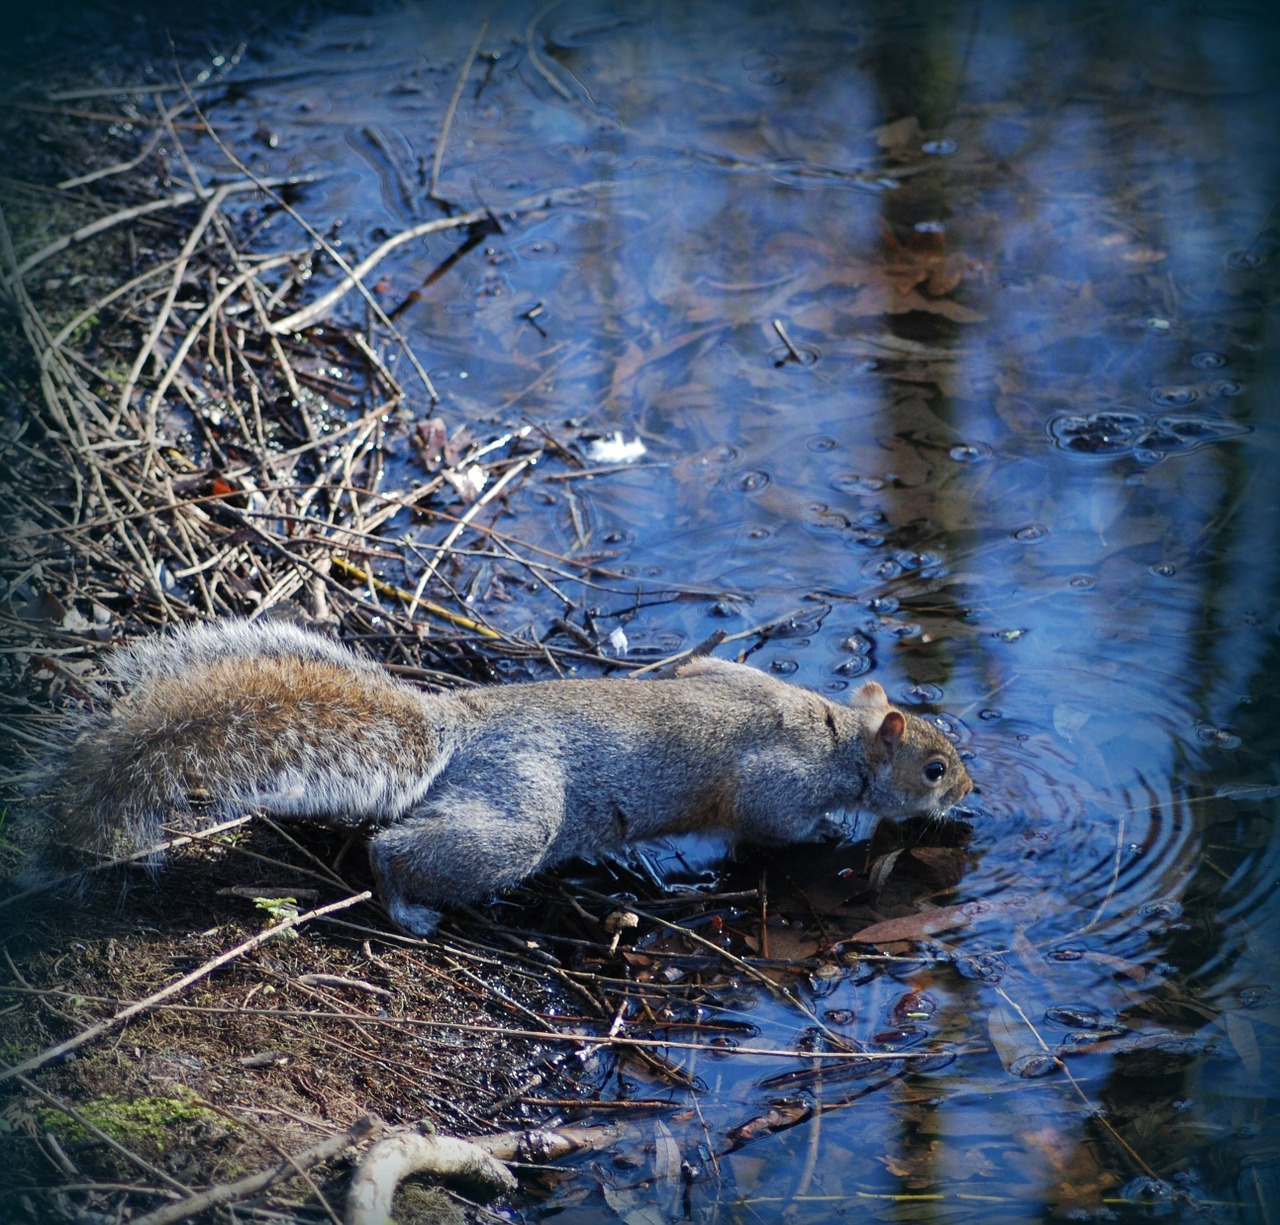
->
xmin=18 ymin=619 xmax=441 ymax=883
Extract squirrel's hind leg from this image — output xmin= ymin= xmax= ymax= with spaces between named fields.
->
xmin=367 ymin=790 xmax=563 ymax=936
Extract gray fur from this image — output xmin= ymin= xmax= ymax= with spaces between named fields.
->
xmin=23 ymin=620 xmax=974 ymax=934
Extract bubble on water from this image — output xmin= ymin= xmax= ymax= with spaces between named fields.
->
xmin=1009 ymin=1053 xmax=1059 ymax=1078
xmin=851 ymin=358 xmax=880 ymax=374
xmin=836 ymin=654 xmax=874 ymax=677
xmin=1149 ymin=562 xmax=1177 ymax=577
xmin=1240 ymin=986 xmax=1271 ymax=1009
xmin=514 ymin=237 xmax=558 ymax=260
xmin=805 ymin=504 xmax=849 ymax=532
xmin=830 ymin=472 xmax=885 ymax=494
xmin=709 ymin=600 xmax=743 ymax=618
xmin=1208 ymin=378 xmax=1244 ymax=397
xmin=735 ymin=469 xmax=771 ymax=493
xmin=806 ymin=434 xmax=838 ymax=451
xmin=953 ymin=953 xmax=1006 ymax=982
xmin=1143 ymin=315 xmax=1174 ymax=332
xmin=841 ymin=631 xmax=874 ymax=654
xmin=993 ymin=627 xmax=1028 ymax=643
xmin=1139 ymin=899 xmax=1183 ymax=920
xmin=921 ymin=137 xmax=959 ymax=155
xmin=899 ymin=682 xmax=943 ymax=705
xmin=769 ymin=658 xmax=800 ymax=675
xmin=1190 ymin=350 xmax=1226 ymax=370
xmin=1225 ymin=248 xmax=1267 ymax=270
xmin=896 ymin=550 xmax=944 ymax=572
xmin=823 ymin=1009 xmax=856 ymax=1025
xmin=853 ymin=509 xmax=886 ymax=528
xmin=978 ymin=708 xmax=1002 ymax=721
xmin=862 ymin=556 xmax=903 ymax=580
xmin=1068 ymin=575 xmax=1096 ymax=590
xmin=1195 ymin=722 xmax=1241 ymax=749
xmin=824 ymin=679 xmax=848 ymax=692
xmin=1119 ymin=1177 xmax=1174 ymax=1204
xmin=1012 ymin=523 xmax=1048 ymax=543
xmin=1048 ymin=947 xmax=1085 ymax=962
xmin=769 ymin=342 xmax=818 ymax=366
xmin=747 ymin=526 xmax=772 ymax=541
xmin=1150 ymin=385 xmax=1199 ymax=407
xmin=848 ymin=530 xmax=886 ymax=549
xmin=1050 ymin=400 xmax=1236 ymax=460
xmin=1045 ymin=1005 xmax=1103 ymax=1029
xmin=886 ymin=621 xmax=922 ymax=640
xmin=866 ymin=596 xmax=899 ymax=615
xmin=949 ymin=441 xmax=993 ymax=463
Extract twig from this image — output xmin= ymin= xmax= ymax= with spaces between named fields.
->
xmin=524 ymin=1 xmax=576 ymax=102
xmin=128 ymin=1114 xmax=385 ymax=1225
xmin=328 ymin=556 xmax=502 ymax=639
xmin=118 ymin=182 xmax=235 ymax=425
xmin=171 ymin=71 xmax=440 ymax=402
xmin=268 ymin=179 xmax=624 ymax=335
xmin=430 ymin=20 xmax=489 ymax=200
xmin=10 ymin=175 xmax=307 ymax=280
xmin=994 ymin=986 xmax=1160 ymax=1180
xmin=771 ymin=318 xmax=805 ymax=363
xmin=0 ymin=815 xmax=254 ymax=912
xmin=407 ymin=455 xmax=536 ymax=618
xmin=0 ymin=892 xmax=372 ymax=1083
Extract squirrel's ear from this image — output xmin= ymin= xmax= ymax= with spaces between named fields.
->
xmin=851 ymin=680 xmax=889 ymax=708
xmin=877 ymin=710 xmax=906 ymax=752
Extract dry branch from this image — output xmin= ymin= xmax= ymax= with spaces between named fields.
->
xmin=346 ymin=1129 xmax=517 ymax=1224
xmin=128 ymin=1114 xmax=386 ymax=1225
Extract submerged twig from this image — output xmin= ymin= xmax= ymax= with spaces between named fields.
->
xmin=430 ymin=20 xmax=489 ymax=200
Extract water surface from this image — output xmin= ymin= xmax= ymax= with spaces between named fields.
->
xmin=138 ymin=0 xmax=1280 ymax=1218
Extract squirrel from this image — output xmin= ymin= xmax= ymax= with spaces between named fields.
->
xmin=22 ymin=618 xmax=975 ymax=934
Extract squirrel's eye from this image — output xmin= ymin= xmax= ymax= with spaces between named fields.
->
xmin=923 ymin=759 xmax=948 ymax=783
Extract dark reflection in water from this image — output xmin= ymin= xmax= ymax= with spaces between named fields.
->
xmin=48 ymin=0 xmax=1280 ymax=1217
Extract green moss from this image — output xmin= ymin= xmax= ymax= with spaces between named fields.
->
xmin=38 ymin=1088 xmax=224 ymax=1151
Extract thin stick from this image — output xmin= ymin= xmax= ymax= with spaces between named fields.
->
xmin=430 ymin=20 xmax=488 ymax=200
xmin=0 ymin=892 xmax=371 ymax=1084
xmin=771 ymin=318 xmax=805 ymax=362
xmin=525 ymin=1 xmax=576 ymax=102
xmin=329 ymin=556 xmax=502 ymax=639
xmin=172 ymin=74 xmax=439 ymax=402
xmin=407 ymin=455 xmax=534 ymax=618
xmin=268 ymin=179 xmax=623 ymax=335
xmin=0 ymin=816 xmax=254 ymax=912
xmin=10 ymin=176 xmax=306 ymax=280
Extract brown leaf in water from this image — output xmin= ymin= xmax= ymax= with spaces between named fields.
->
xmin=844 ymin=894 xmax=1034 ymax=945
xmin=872 ymin=115 xmax=924 ymax=161
xmin=839 ymin=223 xmax=987 ymax=321
xmin=725 ymin=1098 xmax=812 ymax=1147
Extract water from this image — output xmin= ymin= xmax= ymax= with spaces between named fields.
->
xmin=32 ymin=0 xmax=1280 ymax=1218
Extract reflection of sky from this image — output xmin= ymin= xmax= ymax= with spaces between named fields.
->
xmin=194 ymin=1 xmax=1279 ymax=1213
